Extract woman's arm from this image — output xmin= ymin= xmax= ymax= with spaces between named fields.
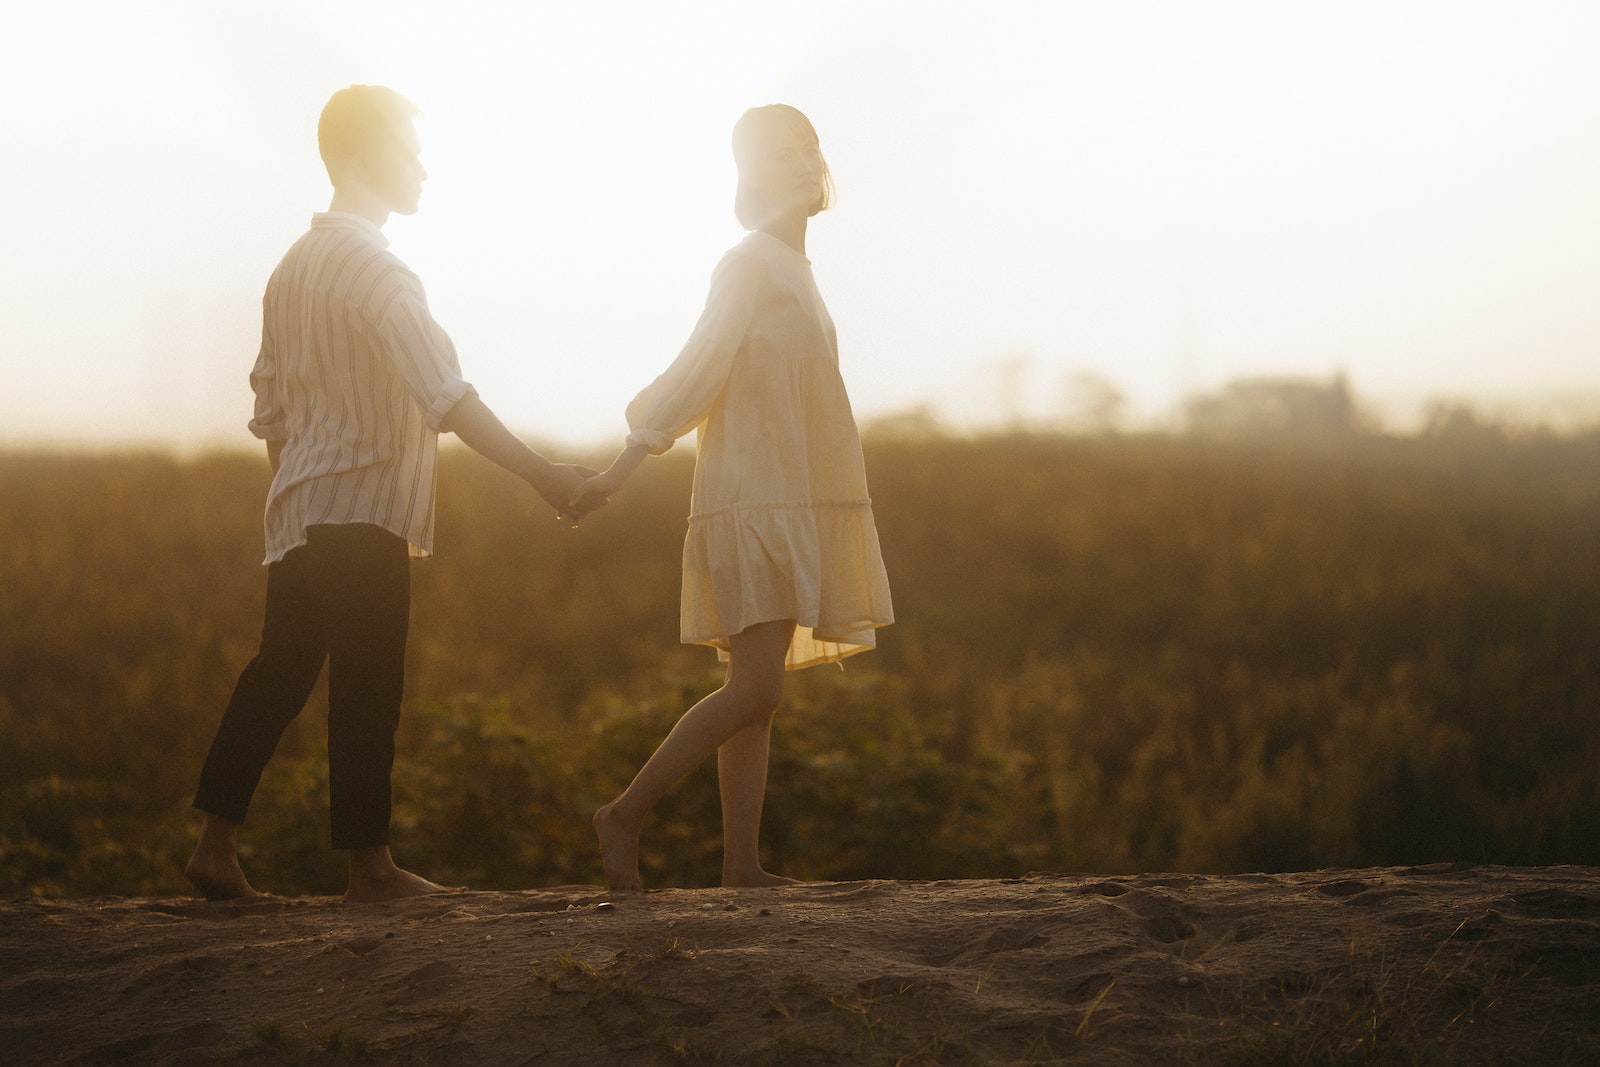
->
xmin=622 ymin=250 xmax=758 ymax=453
xmin=569 ymin=441 xmax=650 ymax=512
xmin=570 ymin=249 xmax=759 ymax=516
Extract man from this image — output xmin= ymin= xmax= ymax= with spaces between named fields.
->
xmin=185 ymin=85 xmax=593 ymax=902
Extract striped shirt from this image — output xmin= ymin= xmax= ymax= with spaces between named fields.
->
xmin=249 ymin=212 xmax=476 ymax=564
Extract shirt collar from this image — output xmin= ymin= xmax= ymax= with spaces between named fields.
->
xmin=311 ymin=211 xmax=389 ymax=249
xmin=745 ymin=228 xmax=810 ymax=265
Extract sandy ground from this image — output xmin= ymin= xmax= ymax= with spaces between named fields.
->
xmin=2 ymin=864 xmax=1598 ymax=1065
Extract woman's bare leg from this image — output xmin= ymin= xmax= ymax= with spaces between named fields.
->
xmin=595 ymin=619 xmax=794 ymax=891
xmin=718 ymin=718 xmax=798 ymax=886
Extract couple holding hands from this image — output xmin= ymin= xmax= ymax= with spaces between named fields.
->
xmin=185 ymin=85 xmax=893 ymax=902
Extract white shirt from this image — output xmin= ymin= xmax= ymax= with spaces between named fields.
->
xmin=249 ymin=212 xmax=475 ymax=564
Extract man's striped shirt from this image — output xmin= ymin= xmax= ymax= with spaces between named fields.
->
xmin=249 ymin=212 xmax=475 ymax=564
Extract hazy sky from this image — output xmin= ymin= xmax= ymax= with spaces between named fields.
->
xmin=5 ymin=0 xmax=1600 ymax=449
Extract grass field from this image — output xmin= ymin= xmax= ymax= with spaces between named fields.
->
xmin=3 ymin=424 xmax=1598 ymax=897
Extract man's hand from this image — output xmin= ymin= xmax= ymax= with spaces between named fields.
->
xmin=563 ymin=442 xmax=648 ymax=523
xmin=567 ymin=470 xmax=619 ymax=520
xmin=537 ymin=463 xmax=602 ymax=526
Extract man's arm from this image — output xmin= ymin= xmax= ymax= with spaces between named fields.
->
xmin=440 ymin=393 xmax=596 ymax=518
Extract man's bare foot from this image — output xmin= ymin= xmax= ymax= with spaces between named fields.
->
xmin=723 ymin=868 xmax=800 ymax=889
xmin=186 ymin=815 xmax=260 ymax=900
xmin=344 ymin=867 xmax=448 ymax=903
xmin=593 ymin=800 xmax=644 ymax=891
xmin=184 ymin=851 xmax=260 ymax=900
xmin=343 ymin=845 xmax=450 ymax=903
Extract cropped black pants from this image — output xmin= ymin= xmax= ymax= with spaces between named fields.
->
xmin=194 ymin=523 xmax=410 ymax=850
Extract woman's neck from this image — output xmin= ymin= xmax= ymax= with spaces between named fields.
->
xmin=759 ymin=214 xmax=808 ymax=256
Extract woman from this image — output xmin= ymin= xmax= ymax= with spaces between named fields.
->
xmin=575 ymin=104 xmax=894 ymax=891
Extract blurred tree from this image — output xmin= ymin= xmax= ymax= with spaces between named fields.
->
xmin=1057 ymin=370 xmax=1127 ymax=435
xmin=1420 ymin=399 xmax=1508 ymax=440
xmin=861 ymin=403 xmax=950 ymax=441
xmin=1184 ymin=373 xmax=1373 ymax=440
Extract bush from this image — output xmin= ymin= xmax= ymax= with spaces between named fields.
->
xmin=4 ymin=429 xmax=1600 ymax=897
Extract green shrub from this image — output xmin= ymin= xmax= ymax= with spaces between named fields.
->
xmin=4 ymin=430 xmax=1600 ymax=896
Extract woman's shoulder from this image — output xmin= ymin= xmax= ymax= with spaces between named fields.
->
xmin=707 ymin=234 xmax=777 ymax=296
xmin=712 ymin=231 xmax=812 ymax=291
xmin=715 ymin=232 xmax=772 ymax=269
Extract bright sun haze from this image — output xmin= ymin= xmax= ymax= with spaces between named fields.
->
xmin=4 ymin=0 xmax=1600 ymax=450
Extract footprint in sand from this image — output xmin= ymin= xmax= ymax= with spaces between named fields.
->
xmin=857 ymin=974 xmax=952 ymax=1000
xmin=1112 ymin=888 xmax=1199 ymax=945
xmin=339 ymin=933 xmax=390 ymax=957
xmin=929 ymin=924 xmax=1054 ymax=966
xmin=140 ymin=953 xmax=232 ymax=982
xmin=1312 ymin=877 xmax=1421 ymax=908
xmin=792 ymin=881 xmax=891 ymax=902
xmin=83 ymin=1021 xmax=226 ymax=1063
xmin=142 ymin=897 xmax=294 ymax=920
xmin=1506 ymin=888 xmax=1600 ymax=919
xmin=397 ymin=959 xmax=460 ymax=997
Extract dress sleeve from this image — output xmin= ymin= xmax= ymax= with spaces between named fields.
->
xmin=624 ymin=249 xmax=761 ymax=454
xmin=369 ymin=266 xmax=478 ymax=432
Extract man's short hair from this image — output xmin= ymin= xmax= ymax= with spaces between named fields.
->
xmin=317 ymin=85 xmax=420 ymax=179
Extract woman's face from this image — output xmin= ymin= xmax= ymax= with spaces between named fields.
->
xmin=747 ymin=126 xmax=825 ymax=219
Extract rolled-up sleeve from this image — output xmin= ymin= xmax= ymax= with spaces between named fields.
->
xmin=247 ymin=302 xmax=288 ymax=441
xmin=625 ymin=251 xmax=760 ymax=455
xmin=371 ymin=271 xmax=477 ymax=432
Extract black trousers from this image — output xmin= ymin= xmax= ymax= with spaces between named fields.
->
xmin=194 ymin=523 xmax=410 ymax=850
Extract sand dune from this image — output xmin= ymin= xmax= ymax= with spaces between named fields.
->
xmin=3 ymin=865 xmax=1598 ymax=1064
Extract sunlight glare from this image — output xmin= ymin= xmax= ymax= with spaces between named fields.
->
xmin=4 ymin=1 xmax=1600 ymax=446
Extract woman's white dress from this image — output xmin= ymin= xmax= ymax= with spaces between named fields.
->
xmin=625 ymin=230 xmax=894 ymax=669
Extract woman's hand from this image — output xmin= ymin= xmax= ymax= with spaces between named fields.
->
xmin=567 ymin=471 xmax=619 ymax=518
xmin=565 ymin=443 xmax=651 ymax=523
xmin=543 ymin=463 xmax=602 ymax=526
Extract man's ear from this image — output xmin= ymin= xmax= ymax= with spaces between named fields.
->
xmin=325 ymin=155 xmax=356 ymax=190
xmin=329 ymin=151 xmax=379 ymax=200
xmin=344 ymin=148 xmax=377 ymax=189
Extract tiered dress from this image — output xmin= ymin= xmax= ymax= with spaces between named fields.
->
xmin=625 ymin=230 xmax=894 ymax=669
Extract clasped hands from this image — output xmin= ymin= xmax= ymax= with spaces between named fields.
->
xmin=544 ymin=464 xmax=621 ymax=528
xmin=544 ymin=443 xmax=644 ymax=527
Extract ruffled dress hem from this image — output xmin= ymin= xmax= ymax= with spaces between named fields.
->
xmin=692 ymin=620 xmax=891 ymax=671
xmin=679 ymin=500 xmax=894 ymax=671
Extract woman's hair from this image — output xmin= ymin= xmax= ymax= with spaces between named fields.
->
xmin=317 ymin=85 xmax=420 ymax=180
xmin=732 ymin=104 xmax=835 ymax=230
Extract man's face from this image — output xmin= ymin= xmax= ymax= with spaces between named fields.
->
xmin=366 ymin=123 xmax=427 ymax=216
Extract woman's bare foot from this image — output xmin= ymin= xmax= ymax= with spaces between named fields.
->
xmin=723 ymin=867 xmax=800 ymax=889
xmin=343 ymin=845 xmax=450 ymax=903
xmin=593 ymin=800 xmax=644 ymax=891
